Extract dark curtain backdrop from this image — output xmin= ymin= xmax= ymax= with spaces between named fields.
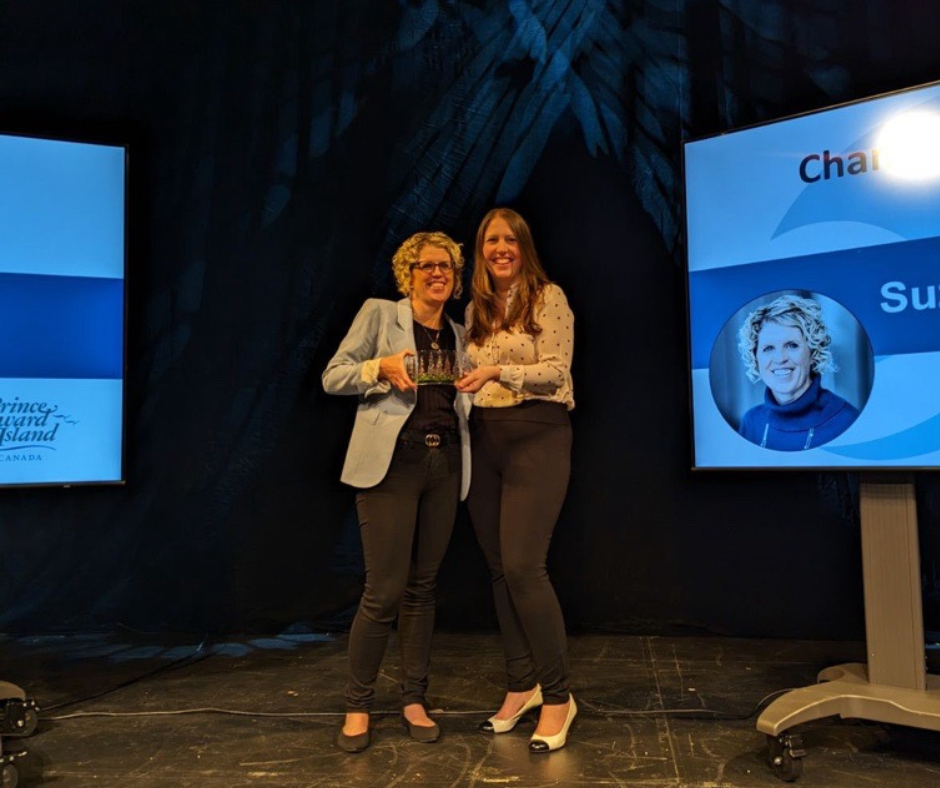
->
xmin=0 ymin=0 xmax=938 ymax=638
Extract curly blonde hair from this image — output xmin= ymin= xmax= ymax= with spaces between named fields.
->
xmin=738 ymin=294 xmax=836 ymax=383
xmin=390 ymin=231 xmax=465 ymax=299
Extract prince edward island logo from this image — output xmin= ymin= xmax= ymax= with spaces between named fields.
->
xmin=0 ymin=396 xmax=77 ymax=461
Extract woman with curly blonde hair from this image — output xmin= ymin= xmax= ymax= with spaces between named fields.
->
xmin=737 ymin=293 xmax=859 ymax=450
xmin=323 ymin=230 xmax=471 ymax=752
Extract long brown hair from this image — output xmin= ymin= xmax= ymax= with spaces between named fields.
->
xmin=466 ymin=208 xmax=551 ymax=346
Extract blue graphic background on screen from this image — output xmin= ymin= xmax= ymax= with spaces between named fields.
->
xmin=0 ymin=134 xmax=125 ymax=484
xmin=688 ymin=237 xmax=940 ymax=368
xmin=0 ymin=136 xmax=124 ymax=279
xmin=685 ymin=83 xmax=940 ymax=271
xmin=0 ymin=273 xmax=122 ymax=378
xmin=684 ymin=81 xmax=940 ymax=468
xmin=775 ymin=116 xmax=940 ymax=242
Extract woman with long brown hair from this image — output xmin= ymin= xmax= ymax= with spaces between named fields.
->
xmin=456 ymin=208 xmax=576 ymax=753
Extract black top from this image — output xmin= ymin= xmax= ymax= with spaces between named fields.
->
xmin=405 ymin=319 xmax=458 ymax=433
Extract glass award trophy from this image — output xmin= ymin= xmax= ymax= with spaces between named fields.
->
xmin=405 ymin=350 xmax=473 ymax=385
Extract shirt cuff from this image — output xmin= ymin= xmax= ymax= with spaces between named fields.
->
xmin=361 ymin=358 xmax=381 ymax=386
xmin=498 ymin=365 xmax=524 ymax=392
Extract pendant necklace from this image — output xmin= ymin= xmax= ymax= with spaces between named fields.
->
xmin=418 ymin=322 xmax=442 ymax=351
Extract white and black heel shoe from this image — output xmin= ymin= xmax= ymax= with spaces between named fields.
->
xmin=479 ymin=685 xmax=543 ymax=734
xmin=528 ymin=695 xmax=577 ymax=753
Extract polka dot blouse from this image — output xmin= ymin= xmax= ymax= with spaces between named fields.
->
xmin=465 ymin=283 xmax=575 ymax=410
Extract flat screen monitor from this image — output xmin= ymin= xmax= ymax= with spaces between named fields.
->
xmin=683 ymin=80 xmax=940 ymax=470
xmin=0 ymin=132 xmax=126 ymax=486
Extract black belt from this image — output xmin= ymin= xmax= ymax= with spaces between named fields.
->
xmin=398 ymin=429 xmax=460 ymax=448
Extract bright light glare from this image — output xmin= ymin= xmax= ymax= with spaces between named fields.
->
xmin=877 ymin=111 xmax=940 ymax=180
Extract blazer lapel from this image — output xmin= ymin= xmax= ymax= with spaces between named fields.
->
xmin=396 ymin=298 xmax=416 ymax=353
xmin=444 ymin=314 xmax=465 ymax=350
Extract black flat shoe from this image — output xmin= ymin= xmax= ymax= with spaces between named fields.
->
xmin=336 ymin=726 xmax=371 ymax=753
xmin=401 ymin=713 xmax=441 ymax=743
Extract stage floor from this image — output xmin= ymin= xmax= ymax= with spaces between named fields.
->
xmin=2 ymin=630 xmax=939 ymax=787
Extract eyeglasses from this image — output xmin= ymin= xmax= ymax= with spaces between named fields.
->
xmin=411 ymin=261 xmax=455 ymax=274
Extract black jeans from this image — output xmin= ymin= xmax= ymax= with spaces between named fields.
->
xmin=346 ymin=440 xmax=460 ymax=711
xmin=468 ymin=402 xmax=572 ymax=705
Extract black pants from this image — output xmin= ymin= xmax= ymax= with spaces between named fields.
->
xmin=468 ymin=402 xmax=572 ymax=705
xmin=346 ymin=440 xmax=460 ymax=711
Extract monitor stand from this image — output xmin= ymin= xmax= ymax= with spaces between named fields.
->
xmin=756 ymin=474 xmax=940 ymax=781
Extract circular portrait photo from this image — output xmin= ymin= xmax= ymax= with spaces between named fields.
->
xmin=709 ymin=290 xmax=874 ymax=452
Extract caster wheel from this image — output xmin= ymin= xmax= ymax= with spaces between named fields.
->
xmin=767 ymin=733 xmax=805 ymax=782
xmin=17 ymin=709 xmax=37 ymax=738
xmin=0 ymin=763 xmax=17 ymax=788
xmin=2 ymin=699 xmax=38 ymax=738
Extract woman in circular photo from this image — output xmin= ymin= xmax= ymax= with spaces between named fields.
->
xmin=735 ymin=293 xmax=861 ymax=451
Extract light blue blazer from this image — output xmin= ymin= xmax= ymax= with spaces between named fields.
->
xmin=322 ymin=298 xmax=472 ymax=500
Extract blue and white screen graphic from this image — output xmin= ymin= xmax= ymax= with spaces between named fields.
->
xmin=685 ymin=82 xmax=940 ymax=469
xmin=0 ymin=134 xmax=125 ymax=485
